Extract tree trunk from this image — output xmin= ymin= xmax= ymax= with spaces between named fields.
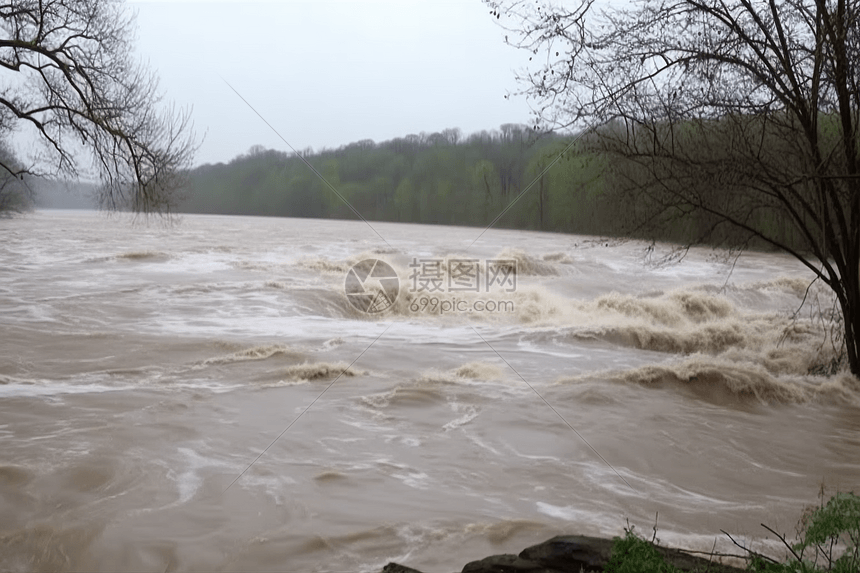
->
xmin=837 ymin=256 xmax=860 ymax=376
xmin=538 ymin=175 xmax=544 ymax=230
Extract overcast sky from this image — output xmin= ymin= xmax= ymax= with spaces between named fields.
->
xmin=129 ymin=0 xmax=535 ymax=167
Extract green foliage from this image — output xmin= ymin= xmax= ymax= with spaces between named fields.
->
xmin=180 ymin=128 xmax=573 ymax=228
xmin=743 ymin=493 xmax=860 ymax=573
xmin=608 ymin=493 xmax=860 ymax=573
xmin=744 ymin=555 xmax=797 ymax=572
xmin=791 ymin=492 xmax=860 ymax=573
xmin=606 ymin=526 xmax=681 ymax=573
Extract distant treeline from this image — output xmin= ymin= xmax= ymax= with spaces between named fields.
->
xmin=180 ymin=125 xmax=616 ymax=234
xmin=179 ymin=123 xmax=800 ymax=250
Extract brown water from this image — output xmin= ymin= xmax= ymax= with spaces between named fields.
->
xmin=1 ymin=210 xmax=857 ymax=572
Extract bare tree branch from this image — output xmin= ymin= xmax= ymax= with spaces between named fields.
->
xmin=0 ymin=0 xmax=197 ymax=214
xmin=490 ymin=0 xmax=860 ymax=374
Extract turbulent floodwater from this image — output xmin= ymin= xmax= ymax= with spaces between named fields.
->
xmin=1 ymin=210 xmax=858 ymax=573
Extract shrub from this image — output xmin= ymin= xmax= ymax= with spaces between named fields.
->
xmin=608 ymin=492 xmax=860 ymax=573
xmin=606 ymin=525 xmax=681 ymax=573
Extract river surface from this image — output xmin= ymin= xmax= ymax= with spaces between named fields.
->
xmin=1 ymin=210 xmax=858 ymax=572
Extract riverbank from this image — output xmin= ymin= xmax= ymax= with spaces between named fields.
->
xmin=381 ymin=534 xmax=747 ymax=573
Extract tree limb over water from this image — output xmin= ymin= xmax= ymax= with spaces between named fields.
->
xmin=0 ymin=0 xmax=196 ymax=214
xmin=489 ymin=0 xmax=860 ymax=375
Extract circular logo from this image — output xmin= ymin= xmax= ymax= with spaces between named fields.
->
xmin=344 ymin=259 xmax=399 ymax=314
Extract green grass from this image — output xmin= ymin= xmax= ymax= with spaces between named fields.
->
xmin=606 ymin=527 xmax=683 ymax=572
xmin=606 ymin=492 xmax=860 ymax=573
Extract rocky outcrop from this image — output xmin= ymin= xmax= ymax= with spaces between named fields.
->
xmin=381 ymin=564 xmax=427 ymax=573
xmin=381 ymin=534 xmax=747 ymax=573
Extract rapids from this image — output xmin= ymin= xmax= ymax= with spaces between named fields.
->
xmin=0 ymin=210 xmax=857 ymax=572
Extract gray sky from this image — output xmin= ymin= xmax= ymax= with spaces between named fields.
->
xmin=130 ymin=0 xmax=535 ymax=167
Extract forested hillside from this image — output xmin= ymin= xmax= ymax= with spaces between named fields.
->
xmin=180 ymin=124 xmax=615 ymax=234
xmin=179 ymin=123 xmax=801 ymax=251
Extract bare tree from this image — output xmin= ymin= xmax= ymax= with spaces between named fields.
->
xmin=489 ymin=0 xmax=860 ymax=375
xmin=0 ymin=138 xmax=30 ymax=211
xmin=0 ymin=109 xmax=33 ymax=212
xmin=0 ymin=0 xmax=196 ymax=214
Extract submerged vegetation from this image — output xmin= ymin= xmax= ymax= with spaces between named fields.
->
xmin=608 ymin=492 xmax=860 ymax=573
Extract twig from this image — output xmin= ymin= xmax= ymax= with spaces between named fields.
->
xmin=760 ymin=523 xmax=803 ymax=563
xmin=706 ymin=538 xmax=717 ymax=572
xmin=720 ymin=529 xmax=780 ymax=564
xmin=652 ymin=512 xmax=659 ymax=544
xmin=676 ymin=549 xmax=749 ymax=560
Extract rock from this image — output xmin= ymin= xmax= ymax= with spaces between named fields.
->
xmin=460 ymin=553 xmax=554 ymax=572
xmin=382 ymin=563 xmax=426 ymax=573
xmin=457 ymin=536 xmax=610 ymax=572
xmin=518 ymin=535 xmax=612 ymax=571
